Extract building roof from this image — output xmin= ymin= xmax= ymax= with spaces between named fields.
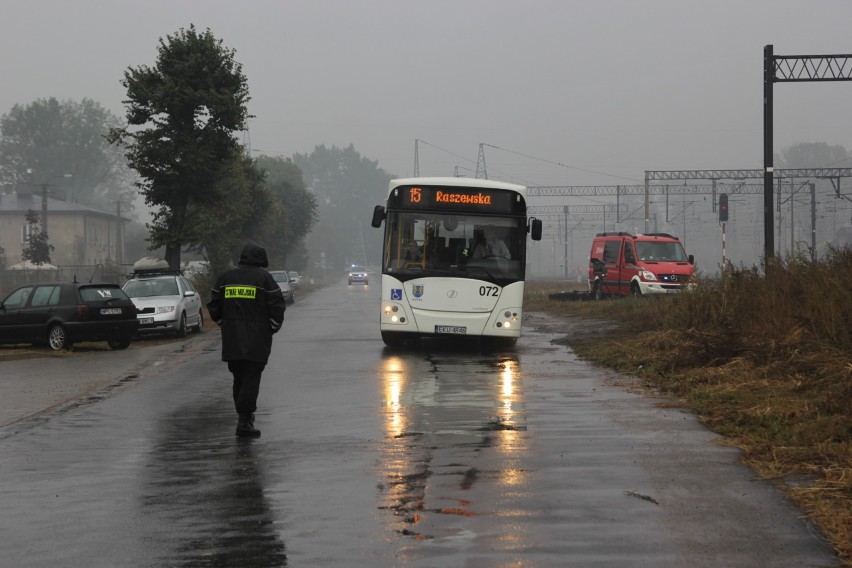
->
xmin=0 ymin=192 xmax=116 ymax=218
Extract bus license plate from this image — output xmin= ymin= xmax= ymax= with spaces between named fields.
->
xmin=140 ymin=317 xmax=154 ymax=325
xmin=435 ymin=325 xmax=466 ymax=335
xmin=100 ymin=308 xmax=123 ymax=315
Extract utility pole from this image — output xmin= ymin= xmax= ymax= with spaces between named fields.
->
xmin=41 ymin=182 xmax=49 ymax=237
xmin=475 ymin=143 xmax=488 ymax=180
xmin=790 ymin=179 xmax=795 ymax=255
xmin=763 ymin=45 xmax=852 ymax=258
xmin=563 ymin=206 xmax=569 ymax=279
xmin=116 ymin=200 xmax=125 ymax=267
xmin=809 ymin=183 xmax=816 ymax=260
xmin=28 ymin=169 xmax=72 ymax=240
xmin=414 ymin=139 xmax=420 ymax=177
xmin=764 ymin=44 xmax=775 ymax=259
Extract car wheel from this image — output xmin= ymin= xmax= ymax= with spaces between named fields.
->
xmin=176 ymin=312 xmax=187 ymax=337
xmin=630 ymin=283 xmax=642 ymax=298
xmin=108 ymin=337 xmax=131 ymax=350
xmin=47 ymin=324 xmax=69 ymax=351
xmin=194 ymin=310 xmax=204 ymax=333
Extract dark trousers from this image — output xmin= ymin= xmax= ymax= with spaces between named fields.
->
xmin=227 ymin=360 xmax=267 ymax=417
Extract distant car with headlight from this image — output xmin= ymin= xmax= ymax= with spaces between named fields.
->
xmin=348 ymin=265 xmax=368 ymax=285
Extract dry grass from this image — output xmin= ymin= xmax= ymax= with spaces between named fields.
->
xmin=526 ymin=248 xmax=852 ymax=565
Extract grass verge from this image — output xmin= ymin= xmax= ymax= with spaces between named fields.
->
xmin=526 ymin=249 xmax=851 ymax=565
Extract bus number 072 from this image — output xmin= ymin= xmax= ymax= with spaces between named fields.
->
xmin=479 ymin=286 xmax=499 ymax=297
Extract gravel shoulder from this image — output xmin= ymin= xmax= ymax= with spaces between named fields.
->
xmin=0 ymin=331 xmax=221 ymax=430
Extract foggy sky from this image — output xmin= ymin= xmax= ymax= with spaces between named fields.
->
xmin=1 ymin=0 xmax=850 ymax=187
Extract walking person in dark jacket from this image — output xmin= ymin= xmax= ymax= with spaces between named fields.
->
xmin=207 ymin=243 xmax=286 ymax=437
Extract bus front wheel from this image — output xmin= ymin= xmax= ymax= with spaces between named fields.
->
xmin=482 ymin=336 xmax=518 ymax=351
xmin=381 ymin=331 xmax=407 ymax=347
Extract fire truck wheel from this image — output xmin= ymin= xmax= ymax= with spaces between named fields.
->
xmin=630 ymin=283 xmax=642 ymax=297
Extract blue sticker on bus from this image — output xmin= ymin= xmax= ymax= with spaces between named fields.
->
xmin=390 ymin=288 xmax=402 ymax=300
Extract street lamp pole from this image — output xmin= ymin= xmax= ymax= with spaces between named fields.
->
xmin=41 ymin=182 xmax=49 ymax=236
xmin=28 ymin=170 xmax=71 ymax=237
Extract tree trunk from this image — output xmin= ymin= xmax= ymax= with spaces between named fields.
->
xmin=165 ymin=245 xmax=181 ymax=272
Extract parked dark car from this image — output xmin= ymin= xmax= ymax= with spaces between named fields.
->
xmin=0 ymin=282 xmax=139 ymax=350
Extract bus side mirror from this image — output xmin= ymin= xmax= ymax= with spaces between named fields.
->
xmin=371 ymin=205 xmax=386 ymax=228
xmin=529 ymin=218 xmax=542 ymax=241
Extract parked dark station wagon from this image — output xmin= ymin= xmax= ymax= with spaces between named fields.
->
xmin=0 ymin=282 xmax=139 ymax=350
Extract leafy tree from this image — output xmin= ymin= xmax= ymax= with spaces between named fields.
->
xmin=21 ymin=210 xmax=53 ymax=265
xmin=187 ymin=151 xmax=272 ymax=277
xmin=292 ymin=144 xmax=392 ymax=273
xmin=253 ymin=156 xmax=318 ymax=270
xmin=0 ymin=97 xmax=134 ymax=210
xmin=779 ymin=142 xmax=848 ymax=169
xmin=109 ymin=25 xmax=251 ymax=271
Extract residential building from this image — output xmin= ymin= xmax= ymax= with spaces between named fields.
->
xmin=0 ymin=190 xmax=125 ymax=267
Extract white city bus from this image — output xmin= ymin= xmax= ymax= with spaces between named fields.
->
xmin=371 ymin=177 xmax=542 ymax=347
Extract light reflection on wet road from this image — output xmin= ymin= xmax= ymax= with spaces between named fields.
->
xmin=0 ymin=280 xmax=838 ymax=567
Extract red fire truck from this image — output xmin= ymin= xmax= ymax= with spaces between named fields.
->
xmin=588 ymin=232 xmax=695 ymax=298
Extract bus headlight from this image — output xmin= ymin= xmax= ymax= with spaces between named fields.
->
xmin=383 ymin=303 xmax=406 ymax=325
xmin=496 ymin=310 xmax=520 ymax=329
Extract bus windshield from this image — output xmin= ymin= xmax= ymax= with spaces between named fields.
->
xmin=382 ymin=211 xmax=526 ymax=282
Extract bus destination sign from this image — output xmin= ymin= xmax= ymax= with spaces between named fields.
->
xmin=399 ymin=185 xmax=514 ymax=211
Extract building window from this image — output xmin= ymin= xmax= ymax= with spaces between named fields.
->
xmin=21 ymin=223 xmax=35 ymax=243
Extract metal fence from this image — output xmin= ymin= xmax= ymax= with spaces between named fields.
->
xmin=0 ymin=264 xmax=132 ymax=298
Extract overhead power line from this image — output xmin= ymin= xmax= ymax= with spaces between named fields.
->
xmin=482 ymin=143 xmax=642 ymax=183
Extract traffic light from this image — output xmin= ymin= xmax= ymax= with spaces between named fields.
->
xmin=719 ymin=193 xmax=729 ymax=222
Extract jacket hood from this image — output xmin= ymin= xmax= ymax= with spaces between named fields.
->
xmin=238 ymin=243 xmax=269 ymax=268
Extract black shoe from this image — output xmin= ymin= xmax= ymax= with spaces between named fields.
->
xmin=236 ymin=414 xmax=261 ymax=438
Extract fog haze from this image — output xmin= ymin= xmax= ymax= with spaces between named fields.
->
xmin=2 ymin=1 xmax=851 ymax=272
xmin=3 ymin=1 xmax=850 ymax=184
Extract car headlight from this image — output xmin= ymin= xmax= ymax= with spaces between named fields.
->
xmin=640 ymin=270 xmax=657 ymax=281
xmin=156 ymin=306 xmax=176 ymax=314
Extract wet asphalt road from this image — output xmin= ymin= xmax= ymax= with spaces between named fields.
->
xmin=0 ymin=280 xmax=838 ymax=567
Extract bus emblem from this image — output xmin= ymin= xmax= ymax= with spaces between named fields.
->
xmin=447 ymin=290 xmax=458 ymax=298
xmin=413 ymin=285 xmax=424 ymax=298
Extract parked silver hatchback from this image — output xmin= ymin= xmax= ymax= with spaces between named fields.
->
xmin=122 ymin=274 xmax=203 ymax=336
